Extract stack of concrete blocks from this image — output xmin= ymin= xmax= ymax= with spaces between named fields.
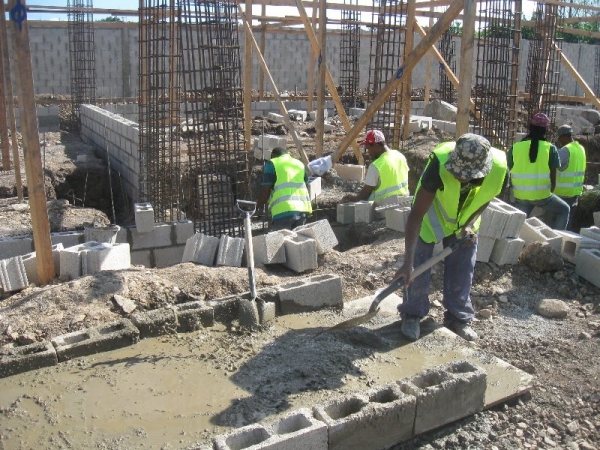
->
xmin=333 ymin=163 xmax=365 ymax=182
xmin=134 ymin=203 xmax=155 ymax=234
xmin=253 ymin=134 xmax=288 ymax=160
xmin=216 ymin=235 xmax=245 ymax=267
xmin=21 ymin=244 xmax=64 ymax=286
xmin=182 ymin=233 xmax=220 ymax=266
xmin=278 ymin=229 xmax=318 ymax=273
xmin=307 ymin=176 xmax=322 ymax=201
xmin=213 ymin=408 xmax=327 ymax=450
xmin=0 ymin=256 xmax=28 ymax=292
xmin=59 ymin=242 xmax=131 ymax=280
xmin=555 ymin=229 xmax=600 ymax=264
xmin=277 ymin=274 xmax=343 ymax=313
xmin=376 ymin=195 xmax=413 ymax=220
xmin=253 ymin=232 xmax=286 ymax=266
xmin=337 ymin=201 xmax=374 ymax=224
xmin=293 ymin=219 xmax=338 ymax=254
xmin=267 ymin=112 xmax=285 ymax=123
xmin=314 ymin=383 xmax=416 ymax=450
xmin=576 ymin=248 xmax=600 ymax=288
xmin=288 ymin=109 xmax=307 ymax=121
xmin=308 ymin=109 xmax=328 ymax=120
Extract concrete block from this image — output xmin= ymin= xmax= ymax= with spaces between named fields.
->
xmin=575 ymin=248 xmax=600 ymax=288
xmin=308 ymin=109 xmax=328 ymax=120
xmin=476 ymin=236 xmax=496 ymax=263
xmin=293 ymin=219 xmax=338 ymax=254
xmin=175 ymin=300 xmax=215 ymax=332
xmin=337 ymin=203 xmax=355 ymax=224
xmin=84 ymin=225 xmax=121 ymax=244
xmin=216 ymin=235 xmax=245 ymax=267
xmin=131 ymin=308 xmax=177 ymax=338
xmin=0 ymin=341 xmax=58 ymax=379
xmin=267 ymin=112 xmax=285 ymax=123
xmin=288 ymin=109 xmax=307 ymax=121
xmin=0 ymin=256 xmax=28 ymax=292
xmin=83 ymin=243 xmax=131 ymax=275
xmin=307 ymin=176 xmax=321 ymax=201
xmin=277 ymin=273 xmax=343 ymax=314
xmin=489 ymin=197 xmax=527 ymax=238
xmin=333 ymin=163 xmax=365 ymax=182
xmin=130 ymin=223 xmax=173 ymax=250
xmin=373 ymin=195 xmax=412 ymax=220
xmin=254 ymin=146 xmax=272 ymax=160
xmin=21 ymin=244 xmax=63 ymax=286
xmin=385 ymin=207 xmax=411 ymax=232
xmin=281 ymin=232 xmax=318 ymax=273
xmin=214 ymin=423 xmax=272 ymax=450
xmin=253 ymin=232 xmax=286 ymax=265
xmin=354 ymin=201 xmax=375 ymax=223
xmin=130 ymin=249 xmax=152 ymax=267
xmin=520 ymin=217 xmax=562 ymax=253
xmin=349 ymin=107 xmax=365 ymax=117
xmin=0 ymin=235 xmax=34 ymax=258
xmin=556 ymin=230 xmax=600 ymax=264
xmin=398 ymin=360 xmax=486 ymax=434
xmin=174 ymin=220 xmax=195 ymax=245
xmin=594 ymin=211 xmax=600 ymax=227
xmin=323 ymin=123 xmax=335 ymax=132
xmin=580 ymin=226 xmax=600 ymax=242
xmin=490 ymin=237 xmax=525 ymax=265
xmin=154 ymin=245 xmax=185 ymax=268
xmin=479 ymin=204 xmax=509 ymax=238
xmin=265 ymin=408 xmax=328 ymax=450
xmin=134 ymin=202 xmax=155 ymax=233
xmin=182 ymin=233 xmax=219 ymax=266
xmin=51 ymin=319 xmax=139 ymax=362
xmin=313 ymin=394 xmax=369 ymax=450
xmin=51 ymin=230 xmax=84 ymax=248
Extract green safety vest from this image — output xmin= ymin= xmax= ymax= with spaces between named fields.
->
xmin=368 ymin=149 xmax=410 ymax=201
xmin=510 ymin=140 xmax=552 ymax=201
xmin=269 ymin=154 xmax=312 ymax=217
xmin=555 ymin=141 xmax=586 ymax=198
xmin=418 ymin=143 xmax=507 ymax=244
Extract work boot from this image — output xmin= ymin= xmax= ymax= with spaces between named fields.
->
xmin=401 ymin=315 xmax=421 ymax=341
xmin=445 ymin=320 xmax=478 ymax=341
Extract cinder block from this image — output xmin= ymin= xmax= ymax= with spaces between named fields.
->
xmin=556 ymin=230 xmax=600 ymax=264
xmin=254 ymin=146 xmax=272 ymax=160
xmin=130 ymin=223 xmax=173 ymax=250
xmin=214 ymin=423 xmax=273 ymax=450
xmin=182 ymin=233 xmax=219 ymax=266
xmin=216 ymin=235 xmax=245 ymax=267
xmin=154 ymin=245 xmax=185 ymax=268
xmin=134 ymin=202 xmax=155 ymax=233
xmin=21 ymin=243 xmax=63 ymax=286
xmin=575 ymin=248 xmax=600 ymax=288
xmin=267 ymin=112 xmax=285 ymax=123
xmin=0 ymin=235 xmax=34 ymax=258
xmin=397 ymin=360 xmax=486 ymax=435
xmin=83 ymin=243 xmax=131 ymax=275
xmin=334 ymin=163 xmax=365 ymax=182
xmin=307 ymin=176 xmax=321 ymax=201
xmin=175 ymin=300 xmax=215 ymax=332
xmin=337 ymin=203 xmax=355 ymax=224
xmin=479 ymin=204 xmax=509 ymax=238
xmin=173 ymin=220 xmax=195 ymax=244
xmin=131 ymin=249 xmax=152 ymax=267
xmin=490 ymin=237 xmax=525 ymax=265
xmin=293 ymin=219 xmax=338 ymax=254
xmin=51 ymin=230 xmax=84 ymax=248
xmin=253 ymin=232 xmax=286 ymax=265
xmin=84 ymin=225 xmax=121 ymax=244
xmin=520 ymin=217 xmax=562 ymax=253
xmin=476 ymin=236 xmax=496 ymax=262
xmin=323 ymin=123 xmax=335 ymax=132
xmin=489 ymin=197 xmax=527 ymax=238
xmin=281 ymin=232 xmax=318 ymax=273
xmin=288 ymin=109 xmax=307 ymax=121
xmin=374 ymin=195 xmax=412 ymax=220
xmin=277 ymin=273 xmax=342 ymax=314
xmin=0 ymin=256 xmax=28 ymax=292
xmin=0 ymin=341 xmax=58 ymax=378
xmin=580 ymin=226 xmax=600 ymax=242
xmin=261 ymin=408 xmax=328 ymax=450
xmin=131 ymin=308 xmax=177 ymax=338
xmin=385 ymin=207 xmax=411 ymax=232
xmin=594 ymin=211 xmax=600 ymax=227
xmin=308 ymin=109 xmax=328 ymax=120
xmin=354 ymin=201 xmax=375 ymax=223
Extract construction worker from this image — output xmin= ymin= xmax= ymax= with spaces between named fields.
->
xmin=508 ymin=112 xmax=570 ymax=230
xmin=341 ymin=129 xmax=410 ymax=203
xmin=555 ymin=124 xmax=586 ymax=230
xmin=393 ymin=133 xmax=507 ymax=342
xmin=256 ymin=147 xmax=312 ymax=231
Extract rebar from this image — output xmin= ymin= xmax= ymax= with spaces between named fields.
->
xmin=438 ymin=31 xmax=456 ymax=104
xmin=339 ymin=0 xmax=361 ymax=110
xmin=67 ymin=0 xmax=96 ymax=131
xmin=594 ymin=46 xmax=600 ymax=97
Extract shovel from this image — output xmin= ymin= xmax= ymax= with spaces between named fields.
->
xmin=323 ymin=233 xmax=475 ymax=332
xmin=237 ymin=200 xmax=257 ymax=300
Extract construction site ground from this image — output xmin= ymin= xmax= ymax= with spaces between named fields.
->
xmin=0 ymin=120 xmax=599 ymax=450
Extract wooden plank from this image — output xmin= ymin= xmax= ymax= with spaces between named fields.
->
xmin=334 ymin=0 xmax=464 ymax=162
xmin=258 ymin=4 xmax=266 ymax=100
xmin=456 ymin=0 xmax=475 ymax=137
xmin=0 ymin=23 xmax=10 ymax=171
xmin=307 ymin=0 xmax=317 ymax=112
xmin=553 ymin=40 xmax=600 ymax=109
xmin=508 ymin=0 xmax=521 ymax=147
xmin=424 ymin=8 xmax=433 ymax=106
xmin=244 ymin=0 xmax=253 ymax=153
xmin=540 ymin=0 xmax=600 ymax=13
xmin=238 ymin=6 xmax=310 ymax=165
xmin=315 ymin=0 xmax=326 ymax=157
xmin=8 ymin=0 xmax=54 ymax=284
xmin=401 ymin=0 xmax=416 ymax=142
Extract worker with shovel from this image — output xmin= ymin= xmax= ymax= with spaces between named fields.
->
xmin=393 ymin=133 xmax=507 ymax=342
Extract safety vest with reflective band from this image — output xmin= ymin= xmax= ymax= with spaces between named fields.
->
xmin=269 ymin=154 xmax=312 ymax=217
xmin=510 ymin=140 xmax=552 ymax=201
xmin=418 ymin=143 xmax=507 ymax=244
xmin=555 ymin=141 xmax=586 ymax=198
xmin=368 ymin=149 xmax=410 ymax=201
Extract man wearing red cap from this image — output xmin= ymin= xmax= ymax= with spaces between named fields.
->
xmin=508 ymin=112 xmax=570 ymax=230
xmin=341 ymin=129 xmax=410 ymax=203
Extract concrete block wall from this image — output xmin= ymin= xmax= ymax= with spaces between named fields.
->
xmin=14 ymin=106 xmax=60 ymax=133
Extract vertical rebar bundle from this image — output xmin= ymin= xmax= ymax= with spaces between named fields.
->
xmin=138 ymin=1 xmax=182 ymax=223
xmin=472 ymin=0 xmax=518 ymax=149
xmin=594 ymin=46 xmax=600 ymax=97
xmin=524 ymin=1 xmax=563 ymax=127
xmin=339 ymin=0 xmax=361 ymax=110
xmin=67 ymin=0 xmax=96 ymax=131
xmin=179 ymin=0 xmax=248 ymax=236
xmin=438 ymin=31 xmax=456 ymax=104
xmin=367 ymin=0 xmax=406 ymax=145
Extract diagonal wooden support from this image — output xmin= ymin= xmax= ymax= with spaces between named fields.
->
xmin=334 ymin=0 xmax=464 ymax=163
xmin=238 ymin=6 xmax=310 ymax=166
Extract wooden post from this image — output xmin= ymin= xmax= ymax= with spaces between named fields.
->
xmin=307 ymin=0 xmax=317 ymax=112
xmin=0 ymin=21 xmax=11 ymax=171
xmin=401 ymin=0 xmax=416 ymax=142
xmin=334 ymin=0 xmax=464 ymax=162
xmin=8 ymin=0 xmax=55 ymax=284
xmin=0 ymin=0 xmax=22 ymax=199
xmin=509 ymin=0 xmax=522 ymax=143
xmin=258 ymin=4 xmax=266 ymax=100
xmin=244 ymin=0 xmax=253 ymax=153
xmin=424 ymin=8 xmax=433 ymax=106
xmin=315 ymin=0 xmax=326 ymax=157
xmin=456 ymin=0 xmax=475 ymax=137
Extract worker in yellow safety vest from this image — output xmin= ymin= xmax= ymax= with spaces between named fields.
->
xmin=341 ymin=129 xmax=410 ymax=204
xmin=256 ymin=147 xmax=312 ymax=231
xmin=392 ymin=134 xmax=507 ymax=342
xmin=508 ymin=112 xmax=570 ymax=230
xmin=555 ymin=124 xmax=586 ymax=230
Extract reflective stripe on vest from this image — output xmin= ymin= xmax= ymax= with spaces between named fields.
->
xmin=368 ymin=149 xmax=410 ymax=201
xmin=555 ymin=141 xmax=586 ymax=197
xmin=418 ymin=143 xmax=507 ymax=244
xmin=510 ymin=140 xmax=552 ymax=200
xmin=269 ymin=154 xmax=312 ymax=216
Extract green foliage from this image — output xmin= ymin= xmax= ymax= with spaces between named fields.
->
xmin=97 ymin=16 xmax=123 ymax=22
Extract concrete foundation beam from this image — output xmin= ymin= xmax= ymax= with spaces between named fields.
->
xmin=0 ymin=341 xmax=58 ymax=378
xmin=131 ymin=308 xmax=177 ymax=338
xmin=277 ymin=273 xmax=343 ymax=314
xmin=293 ymin=219 xmax=338 ymax=254
xmin=576 ymin=248 xmax=600 ymax=288
xmin=490 ymin=237 xmax=525 ymax=265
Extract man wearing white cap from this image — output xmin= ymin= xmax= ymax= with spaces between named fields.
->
xmin=341 ymin=129 xmax=410 ymax=203
xmin=555 ymin=124 xmax=586 ymax=229
xmin=393 ymin=133 xmax=507 ymax=342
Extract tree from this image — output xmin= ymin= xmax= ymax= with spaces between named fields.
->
xmin=97 ymin=16 xmax=123 ymax=22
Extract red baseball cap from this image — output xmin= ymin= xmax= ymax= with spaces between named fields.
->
xmin=359 ymin=129 xmax=386 ymax=145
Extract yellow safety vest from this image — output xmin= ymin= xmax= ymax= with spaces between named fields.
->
xmin=510 ymin=140 xmax=552 ymax=201
xmin=418 ymin=143 xmax=507 ymax=244
xmin=368 ymin=149 xmax=410 ymax=201
xmin=555 ymin=141 xmax=586 ymax=198
xmin=269 ymin=154 xmax=312 ymax=217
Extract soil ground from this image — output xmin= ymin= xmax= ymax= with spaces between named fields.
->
xmin=0 ymin=116 xmax=599 ymax=450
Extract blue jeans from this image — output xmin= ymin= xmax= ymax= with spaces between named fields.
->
xmin=398 ymin=234 xmax=476 ymax=324
xmin=513 ymin=194 xmax=570 ymax=230
xmin=270 ymin=213 xmax=309 ymax=231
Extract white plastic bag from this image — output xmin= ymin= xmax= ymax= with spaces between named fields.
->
xmin=307 ymin=155 xmax=332 ymax=176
